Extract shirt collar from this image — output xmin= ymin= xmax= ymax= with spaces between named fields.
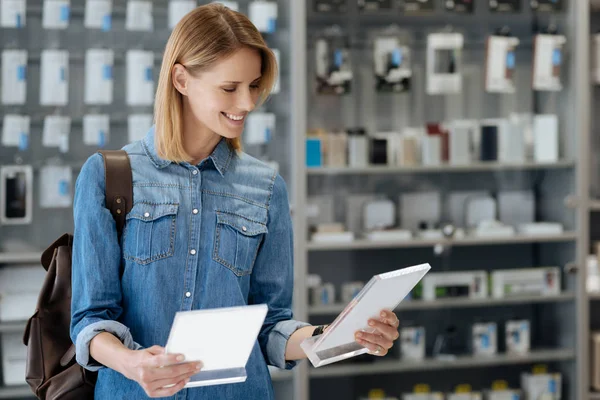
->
xmin=143 ymin=126 xmax=234 ymax=176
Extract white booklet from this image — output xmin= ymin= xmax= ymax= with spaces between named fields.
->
xmin=165 ymin=304 xmax=268 ymax=388
xmin=301 ymin=263 xmax=431 ymax=367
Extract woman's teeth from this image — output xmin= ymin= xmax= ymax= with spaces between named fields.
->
xmin=224 ymin=113 xmax=244 ymax=121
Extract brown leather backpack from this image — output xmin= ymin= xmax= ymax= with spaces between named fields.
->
xmin=22 ymin=150 xmax=133 ymax=400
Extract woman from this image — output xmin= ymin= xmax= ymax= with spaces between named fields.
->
xmin=70 ymin=3 xmax=400 ymax=399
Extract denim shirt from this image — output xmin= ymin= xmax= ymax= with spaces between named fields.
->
xmin=70 ymin=127 xmax=310 ymax=400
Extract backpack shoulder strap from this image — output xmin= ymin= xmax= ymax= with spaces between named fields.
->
xmin=98 ymin=150 xmax=133 ymax=238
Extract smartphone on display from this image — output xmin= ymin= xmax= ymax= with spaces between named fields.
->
xmin=1 ymin=165 xmax=33 ymax=225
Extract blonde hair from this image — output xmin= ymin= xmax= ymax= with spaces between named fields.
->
xmin=154 ymin=3 xmax=278 ymax=163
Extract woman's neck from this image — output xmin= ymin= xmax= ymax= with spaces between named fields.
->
xmin=182 ymin=111 xmax=222 ymax=165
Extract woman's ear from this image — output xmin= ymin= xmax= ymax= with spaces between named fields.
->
xmin=172 ymin=64 xmax=188 ymax=96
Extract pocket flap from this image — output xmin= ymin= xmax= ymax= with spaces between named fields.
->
xmin=127 ymin=203 xmax=179 ymax=222
xmin=216 ymin=212 xmax=267 ymax=236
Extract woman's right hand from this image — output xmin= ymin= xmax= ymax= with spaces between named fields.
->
xmin=122 ymin=345 xmax=203 ymax=398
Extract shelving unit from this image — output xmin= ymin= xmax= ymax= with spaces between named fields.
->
xmin=292 ymin=0 xmax=589 ymax=399
xmin=309 ymin=293 xmax=576 ymax=316
xmin=309 ymin=349 xmax=576 ymax=379
xmin=306 ymin=232 xmax=578 ymax=251
xmin=307 ymin=160 xmax=576 ymax=175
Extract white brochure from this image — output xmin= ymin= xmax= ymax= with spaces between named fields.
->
xmin=126 ymin=0 xmax=153 ymax=31
xmin=126 ymin=50 xmax=154 ymax=106
xmin=1 ymin=115 xmax=30 ymax=150
xmin=169 ymin=0 xmax=196 ymax=30
xmin=1 ymin=0 xmax=26 ymax=28
xmin=40 ymin=50 xmax=69 ymax=106
xmin=84 ymin=0 xmax=112 ymax=30
xmin=42 ymin=115 xmax=71 ymax=153
xmin=42 ymin=0 xmax=70 ymax=29
xmin=1 ymin=50 xmax=27 ymax=105
xmin=39 ymin=165 xmax=73 ymax=208
xmin=83 ymin=114 xmax=110 ymax=147
xmin=85 ymin=49 xmax=114 ymax=105
xmin=128 ymin=114 xmax=152 ymax=143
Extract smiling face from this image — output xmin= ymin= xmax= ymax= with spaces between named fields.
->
xmin=173 ymin=47 xmax=263 ymax=141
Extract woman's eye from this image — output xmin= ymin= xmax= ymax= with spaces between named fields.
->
xmin=223 ymin=88 xmax=236 ymax=93
xmin=250 ymin=84 xmax=260 ymax=90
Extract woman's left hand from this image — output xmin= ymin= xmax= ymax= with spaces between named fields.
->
xmin=354 ymin=309 xmax=400 ymax=357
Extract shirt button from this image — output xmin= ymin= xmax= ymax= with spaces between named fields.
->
xmin=192 ymin=170 xmax=198 ymax=175
xmin=144 ymin=212 xmax=150 ymax=218
xmin=242 ymin=226 xmax=247 ymax=232
xmin=190 ymin=249 xmax=196 ymax=255
xmin=192 ymin=209 xmax=199 ymax=215
xmin=185 ymin=292 xmax=191 ymax=298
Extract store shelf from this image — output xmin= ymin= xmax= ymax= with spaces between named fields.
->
xmin=0 ymin=386 xmax=33 ymax=399
xmin=0 ymin=253 xmax=41 ymax=264
xmin=0 ymin=321 xmax=27 ymax=334
xmin=307 ymin=232 xmax=577 ymax=251
xmin=309 ymin=349 xmax=575 ymax=379
xmin=309 ymin=293 xmax=575 ymax=316
xmin=307 ymin=160 xmax=575 ymax=176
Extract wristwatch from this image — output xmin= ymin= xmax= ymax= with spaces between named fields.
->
xmin=312 ymin=325 xmax=327 ymax=337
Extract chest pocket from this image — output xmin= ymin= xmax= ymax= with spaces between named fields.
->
xmin=213 ymin=211 xmax=268 ymax=276
xmin=123 ymin=202 xmax=178 ymax=265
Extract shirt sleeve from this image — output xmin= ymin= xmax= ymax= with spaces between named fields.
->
xmin=248 ymin=174 xmax=310 ymax=370
xmin=70 ymin=153 xmax=142 ymax=371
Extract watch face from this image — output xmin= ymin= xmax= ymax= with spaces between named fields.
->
xmin=403 ymin=0 xmax=434 ymax=14
xmin=489 ymin=0 xmax=521 ymax=12
xmin=313 ymin=0 xmax=348 ymax=13
xmin=531 ymin=0 xmax=562 ymax=12
xmin=445 ymin=0 xmax=474 ymax=13
xmin=358 ymin=0 xmax=397 ymax=11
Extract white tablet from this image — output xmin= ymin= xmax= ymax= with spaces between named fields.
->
xmin=165 ymin=304 xmax=267 ymax=387
xmin=301 ymin=263 xmax=431 ymax=367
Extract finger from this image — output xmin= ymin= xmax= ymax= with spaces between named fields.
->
xmin=368 ymin=318 xmax=399 ymax=341
xmin=148 ymin=368 xmax=199 ymax=392
xmin=379 ymin=310 xmax=399 ymax=327
xmin=148 ymin=353 xmax=187 ymax=368
xmin=355 ymin=330 xmax=393 ymax=351
xmin=152 ymin=361 xmax=202 ymax=381
xmin=355 ymin=334 xmax=388 ymax=356
xmin=149 ymin=377 xmax=189 ymax=398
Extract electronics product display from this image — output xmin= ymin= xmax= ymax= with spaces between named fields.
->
xmin=506 ymin=320 xmax=530 ymax=354
xmin=490 ymin=267 xmax=561 ymax=298
xmin=422 ymin=271 xmax=488 ymax=301
xmin=400 ymin=326 xmax=425 ymax=360
xmin=374 ymin=35 xmax=411 ymax=92
xmin=426 ymin=32 xmax=464 ymax=94
xmin=472 ymin=322 xmax=497 ymax=356
xmin=315 ymin=34 xmax=353 ymax=95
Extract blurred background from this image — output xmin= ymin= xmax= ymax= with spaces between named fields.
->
xmin=1 ymin=0 xmax=600 ymax=399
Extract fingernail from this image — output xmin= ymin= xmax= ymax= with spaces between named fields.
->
xmin=176 ymin=355 xmax=184 ymax=362
xmin=196 ymin=363 xmax=202 ymax=371
xmin=356 ymin=332 xmax=363 ymax=338
xmin=380 ymin=311 xmax=386 ymax=318
xmin=369 ymin=321 xmax=375 ymax=326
